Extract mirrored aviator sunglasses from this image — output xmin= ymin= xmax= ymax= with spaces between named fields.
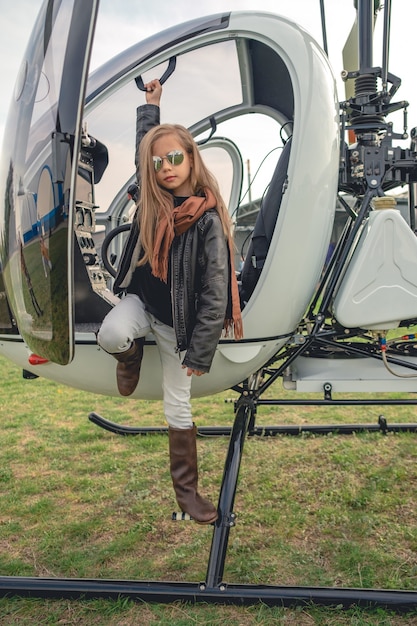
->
xmin=153 ymin=150 xmax=185 ymax=172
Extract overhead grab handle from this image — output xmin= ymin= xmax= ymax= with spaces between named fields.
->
xmin=196 ymin=116 xmax=217 ymax=146
xmin=135 ymin=57 xmax=177 ymax=91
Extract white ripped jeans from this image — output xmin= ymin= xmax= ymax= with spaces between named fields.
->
xmin=97 ymin=293 xmax=192 ymax=429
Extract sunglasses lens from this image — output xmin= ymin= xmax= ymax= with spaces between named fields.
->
xmin=168 ymin=151 xmax=184 ymax=166
xmin=153 ymin=151 xmax=185 ymax=171
xmin=153 ymin=156 xmax=163 ymax=172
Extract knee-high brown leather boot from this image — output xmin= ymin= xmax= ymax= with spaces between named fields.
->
xmin=114 ymin=338 xmax=144 ymax=396
xmin=168 ymin=424 xmax=218 ymax=525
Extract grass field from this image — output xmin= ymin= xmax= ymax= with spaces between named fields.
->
xmin=0 ymin=352 xmax=416 ymax=624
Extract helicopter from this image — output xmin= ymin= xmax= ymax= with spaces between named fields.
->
xmin=1 ymin=0 xmax=417 ymax=610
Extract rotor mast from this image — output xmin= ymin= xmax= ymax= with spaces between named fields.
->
xmin=349 ymin=0 xmax=384 ymax=130
xmin=358 ymin=0 xmax=373 ymax=72
xmin=337 ymin=0 xmax=417 ymax=196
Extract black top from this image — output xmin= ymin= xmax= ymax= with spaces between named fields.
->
xmin=127 ymin=196 xmax=188 ymax=327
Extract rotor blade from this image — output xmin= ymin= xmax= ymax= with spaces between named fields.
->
xmin=342 ymin=15 xmax=359 ymax=100
xmin=342 ymin=1 xmax=380 ymax=101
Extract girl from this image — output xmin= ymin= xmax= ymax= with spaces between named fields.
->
xmin=97 ymin=80 xmax=243 ymax=524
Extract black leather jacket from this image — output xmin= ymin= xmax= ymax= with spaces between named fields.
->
xmin=113 ymin=104 xmax=229 ymax=373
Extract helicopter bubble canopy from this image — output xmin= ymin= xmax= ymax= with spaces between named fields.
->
xmin=79 ymin=10 xmax=340 ymax=397
xmin=0 ymin=5 xmax=340 ymax=398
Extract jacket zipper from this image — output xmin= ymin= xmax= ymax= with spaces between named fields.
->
xmin=170 ymin=246 xmax=181 ymax=355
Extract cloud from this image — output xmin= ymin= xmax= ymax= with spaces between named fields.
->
xmin=0 ymin=0 xmax=43 ymax=145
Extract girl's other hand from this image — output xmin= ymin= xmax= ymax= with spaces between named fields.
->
xmin=183 ymin=366 xmax=205 ymax=377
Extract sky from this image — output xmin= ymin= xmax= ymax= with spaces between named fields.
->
xmin=0 ymin=0 xmax=416 ymax=150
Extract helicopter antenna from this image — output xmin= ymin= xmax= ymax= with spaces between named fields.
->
xmin=319 ymin=0 xmax=328 ymax=55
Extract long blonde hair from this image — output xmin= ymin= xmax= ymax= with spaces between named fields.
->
xmin=137 ymin=124 xmax=232 ymax=267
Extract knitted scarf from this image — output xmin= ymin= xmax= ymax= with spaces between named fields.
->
xmin=151 ymin=188 xmax=243 ymax=340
